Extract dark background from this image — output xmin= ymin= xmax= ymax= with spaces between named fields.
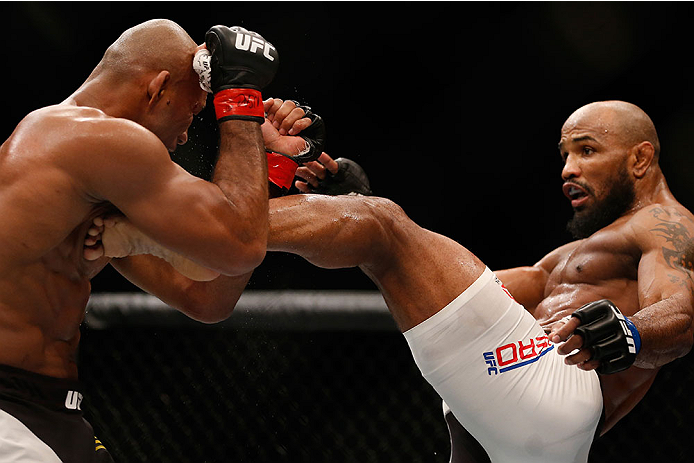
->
xmin=3 ymin=1 xmax=693 ymax=293
xmin=4 ymin=3 xmax=694 ymax=462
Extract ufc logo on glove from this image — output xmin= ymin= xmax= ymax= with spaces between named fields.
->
xmin=233 ymin=31 xmax=276 ymax=61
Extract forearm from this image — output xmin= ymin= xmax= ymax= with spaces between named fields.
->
xmin=112 ymin=255 xmax=251 ymax=323
xmin=213 ymin=121 xmax=269 ymax=247
xmin=204 ymin=25 xmax=275 ymax=255
xmin=494 ymin=266 xmax=547 ymax=315
xmin=631 ymin=294 xmax=694 ymax=368
xmin=100 ymin=217 xmax=220 ymax=281
xmin=148 ymin=248 xmax=220 ymax=282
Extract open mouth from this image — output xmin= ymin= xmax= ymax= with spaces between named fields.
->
xmin=562 ymin=183 xmax=589 ymax=208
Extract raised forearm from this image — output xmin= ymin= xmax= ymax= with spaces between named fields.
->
xmin=213 ymin=121 xmax=269 ymax=246
xmin=202 ymin=24 xmax=277 ymax=267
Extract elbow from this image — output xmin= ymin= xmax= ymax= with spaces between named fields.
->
xmin=206 ymin=215 xmax=268 ymax=275
xmin=676 ymin=309 xmax=694 ymax=357
xmin=204 ymin=191 xmax=268 ymax=276
xmin=187 ymin=307 xmax=235 ymax=324
xmin=181 ymin=304 xmax=234 ymax=324
xmin=176 ymin=287 xmax=241 ymax=324
xmin=233 ymin=243 xmax=267 ymax=275
xmin=680 ymin=322 xmax=694 ymax=358
xmin=215 ymin=237 xmax=266 ymax=276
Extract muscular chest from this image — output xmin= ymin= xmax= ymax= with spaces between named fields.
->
xmin=552 ymin=237 xmax=638 ymax=287
xmin=537 ymin=229 xmax=640 ymax=323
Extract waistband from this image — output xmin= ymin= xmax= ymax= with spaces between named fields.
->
xmin=0 ymin=363 xmax=85 ymax=412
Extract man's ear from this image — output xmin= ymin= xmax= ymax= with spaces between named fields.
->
xmin=631 ymin=141 xmax=655 ymax=178
xmin=147 ymin=70 xmax=171 ymax=108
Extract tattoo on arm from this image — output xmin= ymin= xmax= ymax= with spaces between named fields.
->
xmin=649 ymin=207 xmax=694 ymax=285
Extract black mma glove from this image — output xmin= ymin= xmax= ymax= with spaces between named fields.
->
xmin=266 ymin=105 xmax=326 ymax=193
xmin=310 ymin=157 xmax=372 ymax=196
xmin=205 ymin=26 xmax=279 ymax=123
xmin=572 ymin=299 xmax=642 ymax=374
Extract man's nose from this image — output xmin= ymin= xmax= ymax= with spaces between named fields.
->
xmin=562 ymin=154 xmax=580 ymax=180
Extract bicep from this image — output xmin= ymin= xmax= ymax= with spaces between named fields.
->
xmin=637 ymin=246 xmax=693 ymax=310
xmin=76 ymin=125 xmax=233 ymax=261
xmin=633 ymin=212 xmax=694 ymax=335
xmin=631 ymin=214 xmax=694 ymax=362
xmin=635 ymin=213 xmax=694 ymax=309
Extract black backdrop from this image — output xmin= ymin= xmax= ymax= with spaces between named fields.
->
xmin=3 ymin=1 xmax=693 ymax=293
xmin=4 ymin=3 xmax=694 ymax=461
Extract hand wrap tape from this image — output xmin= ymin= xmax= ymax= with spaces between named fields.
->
xmin=193 ymin=48 xmax=212 ymax=93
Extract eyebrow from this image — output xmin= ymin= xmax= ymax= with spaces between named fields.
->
xmin=558 ymin=135 xmax=599 ymax=151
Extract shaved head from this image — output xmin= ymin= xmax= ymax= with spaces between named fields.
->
xmin=93 ymin=19 xmax=197 ymax=80
xmin=560 ymin=100 xmax=664 ymax=238
xmin=563 ymin=100 xmax=661 ymax=159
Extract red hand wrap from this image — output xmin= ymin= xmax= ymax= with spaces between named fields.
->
xmin=267 ymin=151 xmax=299 ymax=191
xmin=213 ymin=88 xmax=264 ymax=122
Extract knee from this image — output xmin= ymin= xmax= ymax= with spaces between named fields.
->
xmin=360 ymin=196 xmax=410 ymax=232
xmin=356 ymin=196 xmax=412 ymax=246
xmin=319 ymin=196 xmax=409 ymax=268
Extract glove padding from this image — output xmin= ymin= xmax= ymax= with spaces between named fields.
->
xmin=266 ymin=105 xmax=326 ymax=193
xmin=290 ymin=105 xmax=326 ymax=164
xmin=205 ymin=25 xmax=278 ymax=91
xmin=205 ymin=26 xmax=279 ymax=123
xmin=572 ymin=299 xmax=641 ymax=374
xmin=311 ymin=157 xmax=372 ymax=196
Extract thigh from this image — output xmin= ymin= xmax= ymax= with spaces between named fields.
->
xmin=405 ymin=268 xmax=602 ymax=463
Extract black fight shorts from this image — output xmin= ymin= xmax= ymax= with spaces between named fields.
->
xmin=0 ymin=364 xmax=114 ymax=462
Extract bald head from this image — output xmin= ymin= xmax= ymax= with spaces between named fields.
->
xmin=563 ymin=100 xmax=661 ymax=159
xmin=93 ymin=19 xmax=197 ymax=81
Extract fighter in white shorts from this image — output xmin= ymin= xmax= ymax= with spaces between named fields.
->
xmin=404 ymin=268 xmax=602 ymax=462
xmin=89 ymin=101 xmax=694 ymax=462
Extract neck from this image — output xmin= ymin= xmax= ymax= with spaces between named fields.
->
xmin=64 ymin=74 xmax=141 ymax=121
xmin=632 ymin=169 xmax=674 ymax=211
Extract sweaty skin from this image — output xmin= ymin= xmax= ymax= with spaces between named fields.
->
xmin=0 ymin=20 xmax=279 ymax=380
xmin=500 ymin=101 xmax=694 ymax=434
xmin=94 ymin=101 xmax=694 ymax=451
xmin=268 ymin=102 xmax=693 ymax=436
xmin=500 ymin=205 xmax=694 ymax=433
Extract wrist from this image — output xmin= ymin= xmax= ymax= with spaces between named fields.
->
xmin=213 ymin=88 xmax=264 ymax=123
xmin=266 ymin=150 xmax=299 ymax=192
xmin=624 ymin=317 xmax=642 ymax=354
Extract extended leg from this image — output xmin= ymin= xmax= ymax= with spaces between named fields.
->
xmin=267 ymin=194 xmax=486 ymax=331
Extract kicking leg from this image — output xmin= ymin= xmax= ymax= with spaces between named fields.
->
xmin=267 ymin=194 xmax=486 ymax=331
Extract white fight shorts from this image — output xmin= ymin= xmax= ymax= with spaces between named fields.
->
xmin=403 ymin=267 xmax=602 ymax=463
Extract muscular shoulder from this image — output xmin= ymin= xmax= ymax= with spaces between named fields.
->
xmin=8 ymin=105 xmax=163 ymax=166
xmin=626 ymin=203 xmax=694 ymax=269
xmin=627 ymin=203 xmax=694 ymax=244
xmin=11 ymin=105 xmax=171 ymax=199
xmin=22 ymin=105 xmax=161 ymax=154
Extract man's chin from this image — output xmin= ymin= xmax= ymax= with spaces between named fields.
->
xmin=567 ymin=204 xmax=623 ymax=239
